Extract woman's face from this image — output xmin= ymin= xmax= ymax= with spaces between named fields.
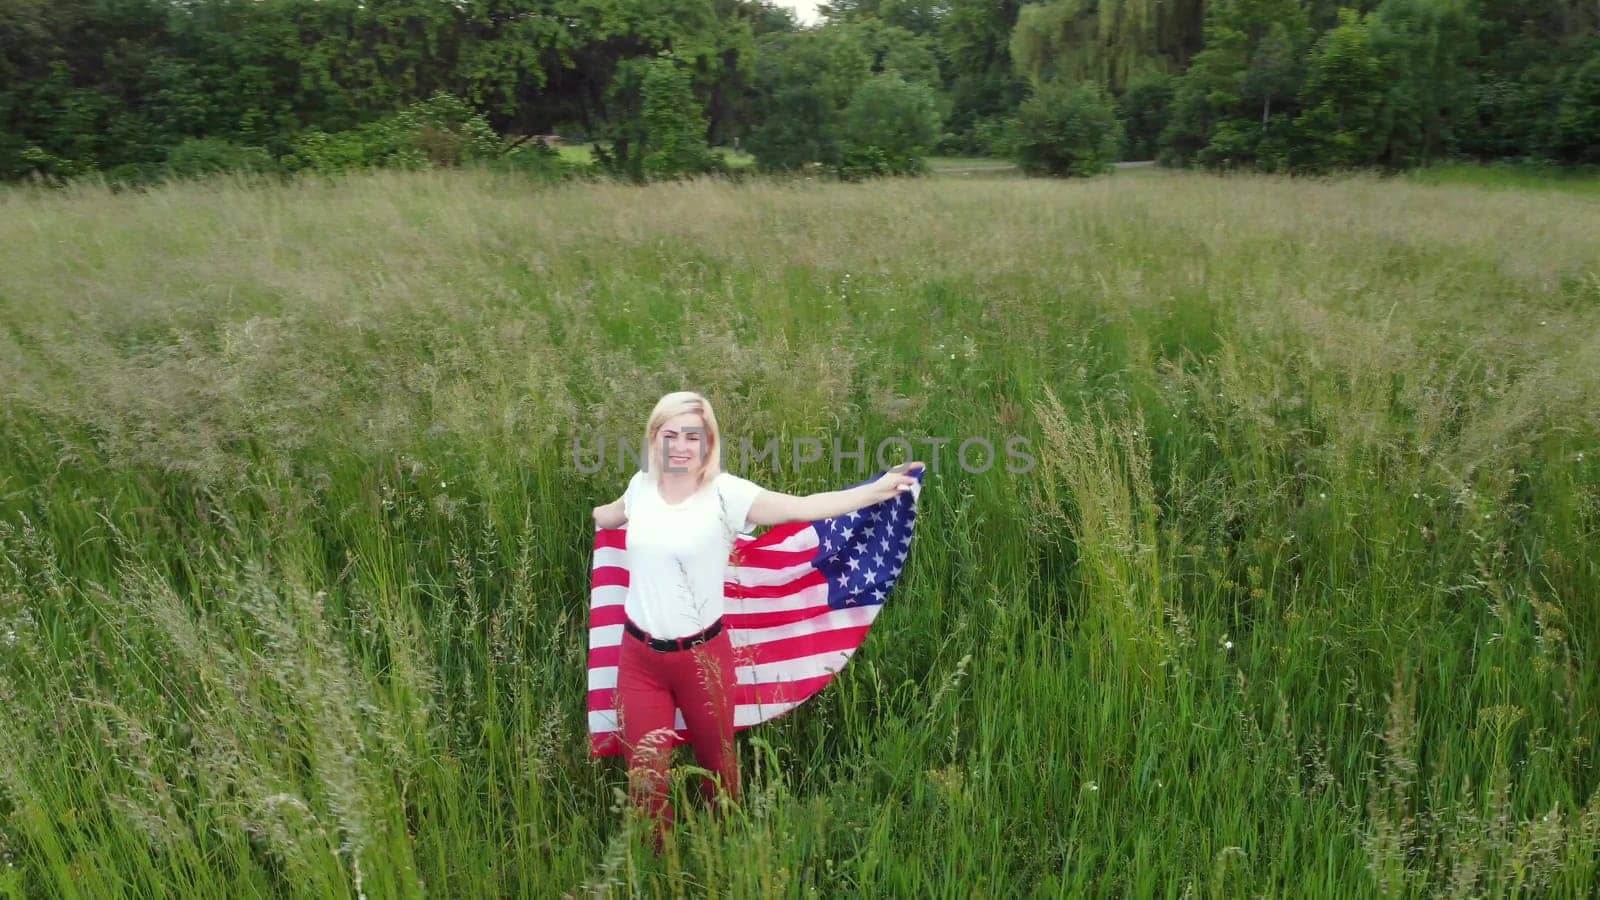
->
xmin=654 ymin=411 xmax=710 ymax=478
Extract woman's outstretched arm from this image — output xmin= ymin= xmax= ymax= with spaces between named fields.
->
xmin=746 ymin=462 xmax=923 ymax=527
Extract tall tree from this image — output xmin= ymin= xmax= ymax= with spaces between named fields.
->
xmin=1159 ymin=0 xmax=1313 ymax=168
xmin=939 ymin=0 xmax=1029 ymax=148
xmin=1009 ymin=0 xmax=1203 ymax=94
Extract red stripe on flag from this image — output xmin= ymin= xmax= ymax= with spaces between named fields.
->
xmin=722 ymin=604 xmax=837 ymax=630
xmin=725 ymin=568 xmax=828 ymax=599
xmin=591 ymin=565 xmax=629 ymax=589
xmin=736 ymin=624 xmax=873 ymax=662
xmin=590 ymin=605 xmax=628 ymax=628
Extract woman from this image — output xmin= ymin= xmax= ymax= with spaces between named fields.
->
xmin=591 ymin=390 xmax=922 ymax=852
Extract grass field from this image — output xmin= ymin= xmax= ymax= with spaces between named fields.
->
xmin=0 ymin=167 xmax=1597 ymax=897
xmin=1407 ymin=162 xmax=1600 ymax=194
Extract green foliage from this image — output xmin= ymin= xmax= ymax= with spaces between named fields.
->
xmin=973 ymin=112 xmax=1022 ymax=157
xmin=393 ymin=93 xmax=506 ymax=166
xmin=1550 ymin=48 xmax=1600 ymax=165
xmin=1366 ymin=0 xmax=1478 ymax=167
xmin=1162 ymin=0 xmax=1312 ymax=171
xmin=594 ymin=56 xmax=720 ymax=183
xmin=745 ymin=20 xmax=943 ymax=174
xmin=745 ymin=29 xmax=862 ymax=172
xmin=1293 ymin=8 xmax=1384 ymax=170
xmin=488 ymin=140 xmax=581 ymax=182
xmin=1011 ymin=0 xmax=1199 ymax=94
xmin=283 ymin=92 xmax=504 ymax=174
xmin=1116 ymin=69 xmax=1175 ymax=160
xmin=838 ymin=74 xmax=945 ymax=177
xmin=164 ymin=138 xmax=278 ymax=179
xmin=848 ymin=17 xmax=942 ymax=85
xmin=938 ymin=0 xmax=1030 ymax=154
xmin=640 ymin=59 xmax=718 ymax=180
xmin=0 ymin=0 xmax=1597 ymax=182
xmin=9 ymin=146 xmax=97 ymax=183
xmin=1012 ymin=79 xmax=1123 ymax=176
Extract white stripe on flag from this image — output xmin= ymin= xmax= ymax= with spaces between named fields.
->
xmin=589 ymin=623 xmax=625 ymax=648
xmin=590 ymin=583 xmax=627 ymax=610
xmin=589 ymin=700 xmax=805 ymax=735
xmin=752 ymin=527 xmax=821 ymax=554
xmin=741 ymin=647 xmax=856 ymax=684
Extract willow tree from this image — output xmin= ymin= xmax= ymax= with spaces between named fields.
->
xmin=1009 ymin=0 xmax=1203 ymax=93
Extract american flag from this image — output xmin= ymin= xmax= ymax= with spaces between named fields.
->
xmin=587 ymin=466 xmax=925 ymax=757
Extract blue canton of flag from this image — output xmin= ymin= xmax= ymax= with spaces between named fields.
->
xmin=813 ymin=475 xmax=919 ymax=609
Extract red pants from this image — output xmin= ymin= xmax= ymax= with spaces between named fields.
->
xmin=614 ymin=622 xmax=741 ymax=850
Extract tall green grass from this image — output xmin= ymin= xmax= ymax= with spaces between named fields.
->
xmin=1407 ymin=161 xmax=1600 ymax=194
xmin=1 ymin=168 xmax=1597 ymax=896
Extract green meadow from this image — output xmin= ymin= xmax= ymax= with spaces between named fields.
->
xmin=1 ymin=168 xmax=1597 ymax=897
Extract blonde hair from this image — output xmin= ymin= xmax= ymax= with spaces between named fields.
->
xmin=640 ymin=391 xmax=725 ymax=489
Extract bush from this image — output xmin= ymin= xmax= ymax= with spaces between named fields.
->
xmin=594 ymin=57 xmax=718 ymax=182
xmin=282 ymin=127 xmax=401 ymax=173
xmin=1117 ymin=71 xmax=1174 ymax=162
xmin=487 ymin=141 xmax=584 ymax=182
xmin=838 ymin=74 xmax=944 ymax=178
xmin=639 ymin=59 xmax=717 ymax=180
xmin=1012 ymin=80 xmax=1123 ymax=177
xmin=11 ymin=146 xmax=97 ymax=183
xmin=283 ymin=92 xmax=504 ymax=174
xmin=972 ymin=114 xmax=1019 ymax=158
xmin=1550 ymin=50 xmax=1600 ymax=165
xmin=102 ymin=160 xmax=168 ymax=187
xmin=746 ymin=86 xmax=842 ymax=173
xmin=165 ymin=138 xmax=277 ymax=179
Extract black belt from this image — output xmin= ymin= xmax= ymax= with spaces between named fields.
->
xmin=625 ymin=617 xmax=723 ymax=652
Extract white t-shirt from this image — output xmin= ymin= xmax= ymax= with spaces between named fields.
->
xmin=622 ymin=469 xmax=767 ymax=640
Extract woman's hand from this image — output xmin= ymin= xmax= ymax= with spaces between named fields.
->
xmin=862 ymin=461 xmax=924 ymax=505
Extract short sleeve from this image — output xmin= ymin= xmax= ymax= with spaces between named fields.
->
xmin=622 ymin=470 xmax=644 ymax=522
xmin=715 ymin=472 xmax=766 ymax=534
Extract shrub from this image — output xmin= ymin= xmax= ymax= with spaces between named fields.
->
xmin=283 ymin=92 xmax=504 ymax=174
xmin=165 ymin=138 xmax=277 ymax=179
xmin=838 ymin=74 xmax=944 ymax=178
xmin=594 ymin=57 xmax=718 ymax=182
xmin=639 ymin=59 xmax=716 ymax=180
xmin=11 ymin=146 xmax=97 ymax=183
xmin=1117 ymin=71 xmax=1174 ymax=162
xmin=487 ymin=141 xmax=583 ymax=182
xmin=972 ymin=114 xmax=1019 ymax=158
xmin=102 ymin=161 xmax=167 ymax=188
xmin=1012 ymin=80 xmax=1123 ymax=177
xmin=1550 ymin=50 xmax=1600 ymax=165
xmin=282 ymin=126 xmax=400 ymax=173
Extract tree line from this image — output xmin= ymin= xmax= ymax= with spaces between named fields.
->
xmin=1 ymin=0 xmax=1595 ymax=184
